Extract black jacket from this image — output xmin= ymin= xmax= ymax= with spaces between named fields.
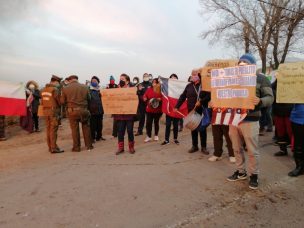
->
xmin=272 ymin=80 xmax=293 ymax=117
xmin=89 ymin=88 xmax=104 ymax=115
xmin=137 ymin=81 xmax=151 ymax=106
xmin=31 ymin=89 xmax=41 ymax=114
xmin=175 ymin=82 xmax=211 ymax=113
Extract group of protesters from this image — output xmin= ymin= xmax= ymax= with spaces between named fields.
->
xmin=0 ymin=53 xmax=304 ymax=191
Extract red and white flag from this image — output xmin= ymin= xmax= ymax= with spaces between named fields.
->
xmin=212 ymin=108 xmax=247 ymax=126
xmin=159 ymin=77 xmax=188 ymax=118
xmin=0 ymin=81 xmax=26 ymax=116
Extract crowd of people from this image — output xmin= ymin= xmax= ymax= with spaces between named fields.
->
xmin=0 ymin=53 xmax=303 ymax=191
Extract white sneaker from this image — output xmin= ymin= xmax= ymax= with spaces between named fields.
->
xmin=229 ymin=157 xmax=236 ymax=163
xmin=208 ymin=155 xmax=221 ymax=162
xmin=154 ymin=136 xmax=159 ymax=141
xmin=144 ymin=137 xmax=152 ymax=143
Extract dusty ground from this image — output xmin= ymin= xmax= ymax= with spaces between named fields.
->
xmin=0 ymin=116 xmax=303 ymax=228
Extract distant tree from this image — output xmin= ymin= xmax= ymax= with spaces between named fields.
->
xmin=200 ymin=0 xmax=304 ymax=72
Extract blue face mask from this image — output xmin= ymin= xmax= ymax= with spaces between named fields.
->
xmin=91 ymin=82 xmax=98 ymax=87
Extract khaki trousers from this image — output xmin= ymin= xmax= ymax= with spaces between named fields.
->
xmin=229 ymin=121 xmax=260 ymax=175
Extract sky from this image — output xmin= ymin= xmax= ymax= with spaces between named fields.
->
xmin=0 ymin=0 xmax=228 ymax=86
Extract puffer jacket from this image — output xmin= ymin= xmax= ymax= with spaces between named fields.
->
xmin=290 ymin=104 xmax=304 ymax=125
xmin=244 ymin=73 xmax=274 ymax=121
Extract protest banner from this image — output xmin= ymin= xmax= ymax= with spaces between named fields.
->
xmin=276 ymin=62 xmax=304 ymax=103
xmin=211 ymin=65 xmax=257 ymax=110
xmin=200 ymin=59 xmax=238 ymax=92
xmin=101 ymin=87 xmax=138 ymax=114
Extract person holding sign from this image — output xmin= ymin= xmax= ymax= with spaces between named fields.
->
xmin=227 ymin=53 xmax=274 ymax=190
xmin=114 ymin=74 xmax=136 ymax=155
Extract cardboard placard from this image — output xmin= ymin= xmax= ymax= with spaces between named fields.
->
xmin=211 ymin=65 xmax=257 ymax=109
xmin=101 ymin=87 xmax=138 ymax=114
xmin=276 ymin=62 xmax=304 ymax=103
xmin=201 ymin=59 xmax=238 ymax=92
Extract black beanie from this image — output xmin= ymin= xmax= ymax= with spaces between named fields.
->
xmin=91 ymin=76 xmax=100 ymax=83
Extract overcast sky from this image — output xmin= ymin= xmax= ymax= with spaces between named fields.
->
xmin=0 ymin=0 xmax=230 ymax=86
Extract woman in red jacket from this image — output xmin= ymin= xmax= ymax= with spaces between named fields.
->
xmin=143 ymin=78 xmax=163 ymax=142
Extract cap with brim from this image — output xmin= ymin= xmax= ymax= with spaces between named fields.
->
xmin=51 ymin=75 xmax=62 ymax=82
xmin=68 ymin=75 xmax=78 ymax=80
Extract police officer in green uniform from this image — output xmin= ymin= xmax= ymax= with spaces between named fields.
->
xmin=61 ymin=75 xmax=93 ymax=152
xmin=41 ymin=75 xmax=64 ymax=153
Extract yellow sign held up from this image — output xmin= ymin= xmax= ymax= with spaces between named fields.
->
xmin=200 ymin=59 xmax=238 ymax=92
xmin=101 ymin=87 xmax=138 ymax=114
xmin=277 ymin=62 xmax=304 ymax=103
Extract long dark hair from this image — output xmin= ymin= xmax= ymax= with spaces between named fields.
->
xmin=120 ymin=73 xmax=130 ymax=83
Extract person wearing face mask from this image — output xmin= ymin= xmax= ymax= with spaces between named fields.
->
xmin=135 ymin=73 xmax=152 ymax=136
xmin=132 ymin=77 xmax=140 ymax=87
xmin=20 ymin=80 xmax=41 ymax=133
xmin=89 ymin=76 xmax=105 ymax=143
xmin=29 ymin=81 xmax=41 ymax=132
xmin=148 ymin=74 xmax=153 ymax=83
xmin=107 ymin=75 xmax=118 ymax=89
xmin=174 ymin=70 xmax=211 ymax=154
xmin=114 ymin=74 xmax=136 ymax=155
xmin=106 ymin=75 xmax=119 ymax=138
xmin=143 ymin=78 xmax=162 ymax=142
xmin=40 ymin=75 xmax=64 ymax=153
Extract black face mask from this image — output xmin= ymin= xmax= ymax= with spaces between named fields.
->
xmin=119 ymin=80 xmax=126 ymax=87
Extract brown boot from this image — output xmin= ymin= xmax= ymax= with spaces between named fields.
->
xmin=129 ymin=141 xmax=135 ymax=154
xmin=116 ymin=142 xmax=124 ymax=155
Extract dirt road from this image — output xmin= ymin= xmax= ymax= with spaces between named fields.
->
xmin=0 ymin=116 xmax=303 ymax=227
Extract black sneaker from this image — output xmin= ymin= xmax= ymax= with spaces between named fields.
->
xmin=174 ymin=139 xmax=180 ymax=145
xmin=227 ymin=170 xmax=247 ymax=182
xmin=161 ymin=141 xmax=170 ymax=145
xmin=249 ymin=174 xmax=258 ymax=190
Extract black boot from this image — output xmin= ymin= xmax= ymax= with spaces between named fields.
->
xmin=288 ymin=151 xmax=304 ymax=177
xmin=274 ymin=144 xmax=288 ymax=156
xmin=188 ymin=146 xmax=199 ymax=153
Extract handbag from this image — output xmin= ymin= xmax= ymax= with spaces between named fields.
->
xmin=197 ymin=107 xmax=211 ymax=132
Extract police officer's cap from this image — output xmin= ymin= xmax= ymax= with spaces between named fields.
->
xmin=68 ymin=75 xmax=78 ymax=80
xmin=51 ymin=75 xmax=63 ymax=82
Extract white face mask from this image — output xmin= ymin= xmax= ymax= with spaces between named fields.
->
xmin=28 ymin=84 xmax=35 ymax=90
xmin=133 ymin=80 xmax=138 ymax=84
xmin=143 ymin=77 xmax=149 ymax=82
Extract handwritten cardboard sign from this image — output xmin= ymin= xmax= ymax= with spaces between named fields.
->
xmin=276 ymin=62 xmax=304 ymax=103
xmin=101 ymin=87 xmax=138 ymax=114
xmin=200 ymin=59 xmax=238 ymax=92
xmin=211 ymin=65 xmax=257 ymax=109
